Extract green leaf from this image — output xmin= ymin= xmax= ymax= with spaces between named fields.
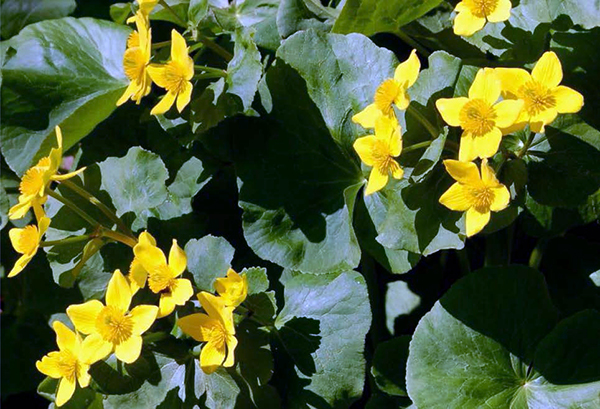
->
xmin=185 ymin=235 xmax=235 ymax=291
xmin=0 ymin=0 xmax=76 ymax=39
xmin=385 ymin=281 xmax=420 ymax=334
xmin=372 ymin=336 xmax=411 ymax=397
xmin=243 ymin=266 xmax=270 ymax=294
xmin=227 ymin=29 xmax=263 ymax=111
xmin=234 ymin=60 xmax=362 ymax=274
xmin=149 ymin=0 xmax=190 ymax=26
xmin=98 ymin=147 xmax=169 ymax=231
xmin=276 ymin=0 xmax=337 ymax=39
xmin=275 ymin=270 xmax=371 ymax=407
xmin=1 ymin=17 xmax=130 ymax=175
xmin=189 ymin=0 xmax=209 ymax=26
xmin=405 ymin=266 xmax=600 ymax=408
xmin=333 ymin=0 xmax=443 ymax=37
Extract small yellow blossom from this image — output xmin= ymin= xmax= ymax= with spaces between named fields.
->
xmin=36 ymin=321 xmax=102 ymax=407
xmin=453 ymin=0 xmax=512 ymax=37
xmin=133 ymin=234 xmax=193 ymax=317
xmin=495 ymin=51 xmax=584 ymax=133
xmin=117 ymin=12 xmax=152 ymax=106
xmin=66 ymin=270 xmax=159 ymax=364
xmin=178 ymin=292 xmax=238 ymax=374
xmin=127 ymin=0 xmax=158 ymax=23
xmin=147 ymin=30 xmax=194 ymax=115
xmin=353 ymin=50 xmax=420 ymax=128
xmin=439 ymin=159 xmax=510 ymax=237
xmin=8 ymin=216 xmax=50 ymax=277
xmin=214 ymin=268 xmax=248 ymax=308
xmin=436 ymin=68 xmax=523 ymax=162
xmin=127 ymin=231 xmax=156 ymax=294
xmin=9 ymin=127 xmax=85 ymax=220
xmin=353 ymin=116 xmax=404 ymax=195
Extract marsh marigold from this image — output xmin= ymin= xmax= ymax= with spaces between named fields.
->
xmin=8 ymin=216 xmax=50 ymax=277
xmin=214 ymin=268 xmax=248 ymax=308
xmin=453 ymin=0 xmax=512 ymax=36
xmin=495 ymin=51 xmax=584 ymax=133
xmin=118 ymin=12 xmax=152 ymax=106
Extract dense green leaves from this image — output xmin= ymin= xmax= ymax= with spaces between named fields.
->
xmin=1 ymin=17 xmax=130 ymax=175
xmin=185 ymin=235 xmax=235 ymax=291
xmin=0 ymin=0 xmax=76 ymax=39
xmin=275 ymin=270 xmax=371 ymax=408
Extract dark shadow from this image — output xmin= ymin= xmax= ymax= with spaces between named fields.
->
xmin=277 ymin=317 xmax=321 ymax=376
xmin=90 ymin=350 xmax=160 ymax=394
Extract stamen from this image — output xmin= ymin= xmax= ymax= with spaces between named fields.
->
xmin=20 ymin=159 xmax=51 ymax=196
xmin=161 ymin=61 xmax=189 ymax=94
xmin=467 ymin=0 xmax=499 ymax=18
xmin=374 ymin=79 xmax=401 ymax=116
xmin=459 ymin=99 xmax=497 ymax=137
xmin=370 ymin=139 xmax=396 ymax=174
xmin=148 ymin=265 xmax=176 ymax=294
xmin=519 ymin=80 xmax=556 ymax=116
xmin=469 ymin=186 xmax=495 ymax=213
xmin=96 ymin=306 xmax=134 ymax=345
xmin=56 ymin=350 xmax=79 ymax=382
xmin=123 ymin=48 xmax=146 ymax=82
xmin=18 ymin=226 xmax=39 ymax=254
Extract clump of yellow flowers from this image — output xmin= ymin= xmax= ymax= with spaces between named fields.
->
xmin=178 ymin=268 xmax=248 ymax=374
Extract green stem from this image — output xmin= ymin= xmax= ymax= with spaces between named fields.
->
xmin=59 ymin=179 xmax=133 ymax=237
xmin=152 ymin=40 xmax=171 ymax=49
xmin=189 ymin=42 xmax=204 ymax=53
xmin=402 ymin=140 xmax=433 ymax=154
xmin=529 ymin=238 xmax=547 ymax=270
xmin=444 ymin=139 xmax=460 ymax=153
xmin=517 ymin=131 xmax=536 ymax=159
xmin=406 ymin=104 xmax=439 ymax=139
xmin=193 ymin=72 xmax=227 ymax=80
xmin=158 ymin=0 xmax=187 ymax=27
xmin=196 ymin=33 xmax=233 ymax=62
xmin=47 ymin=190 xmax=100 ymax=228
xmin=40 ymin=234 xmax=94 ymax=248
xmin=396 ymin=29 xmax=431 ymax=57
xmin=102 ymin=229 xmax=138 ymax=248
xmin=194 ymin=65 xmax=227 ymax=76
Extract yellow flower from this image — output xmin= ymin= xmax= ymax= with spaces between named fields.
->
xmin=8 ymin=216 xmax=51 ymax=278
xmin=127 ymin=231 xmax=156 ymax=294
xmin=353 ymin=116 xmax=404 ymax=195
xmin=495 ymin=51 xmax=584 ymax=133
xmin=117 ymin=12 xmax=152 ymax=106
xmin=439 ymin=159 xmax=510 ymax=237
xmin=214 ymin=268 xmax=248 ymax=308
xmin=9 ymin=126 xmax=85 ymax=220
xmin=36 ymin=321 xmax=101 ymax=407
xmin=127 ymin=0 xmax=158 ymax=23
xmin=453 ymin=0 xmax=512 ymax=37
xmin=177 ymin=292 xmax=238 ymax=374
xmin=436 ymin=68 xmax=523 ymax=162
xmin=352 ymin=50 xmax=420 ymax=129
xmin=133 ymin=234 xmax=193 ymax=317
xmin=66 ymin=270 xmax=159 ymax=364
xmin=147 ymin=30 xmax=194 ymax=115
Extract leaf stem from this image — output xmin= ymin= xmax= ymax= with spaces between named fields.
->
xmin=195 ymin=32 xmax=233 ymax=62
xmin=102 ymin=229 xmax=138 ymax=248
xmin=517 ymin=131 xmax=536 ymax=159
xmin=193 ymin=72 xmax=227 ymax=80
xmin=40 ymin=234 xmax=94 ymax=248
xmin=47 ymin=189 xmax=100 ymax=228
xmin=528 ymin=238 xmax=547 ymax=270
xmin=158 ymin=0 xmax=187 ymax=27
xmin=395 ymin=29 xmax=431 ymax=57
xmin=406 ymin=104 xmax=439 ymax=139
xmin=194 ymin=65 xmax=227 ymax=76
xmin=152 ymin=40 xmax=171 ymax=49
xmin=402 ymin=140 xmax=432 ymax=154
xmin=59 ymin=179 xmax=133 ymax=237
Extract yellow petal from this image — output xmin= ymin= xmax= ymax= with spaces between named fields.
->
xmin=394 ymin=89 xmax=410 ymax=110
xmin=353 ymin=135 xmax=378 ymax=166
xmin=553 ymin=85 xmax=584 ymax=113
xmin=77 ymin=365 xmax=91 ymax=388
xmin=365 ymin=167 xmax=388 ymax=196
xmin=38 ymin=216 xmax=51 ymax=236
xmin=171 ymin=29 xmax=189 ymax=65
xmin=114 ymin=335 xmax=143 ymax=364
xmin=36 ymin=352 xmax=62 ymax=378
xmin=106 ymin=269 xmax=132 ymax=312
xmin=394 ymin=49 xmax=420 ymax=88
xmin=53 ymin=321 xmax=77 ymax=352
xmin=176 ymin=81 xmax=193 ymax=113
xmin=469 ymin=68 xmax=501 ymax=104
xmin=530 ymin=108 xmax=558 ymax=133
xmin=458 ymin=133 xmax=477 ymax=162
xmin=130 ymin=305 xmax=158 ymax=335
xmin=466 ymin=207 xmax=491 ymax=237
xmin=146 ymin=64 xmax=169 ymax=89
xmin=52 ymin=167 xmax=86 ymax=182
xmin=532 ymin=51 xmax=563 ymax=89
xmin=439 ymin=183 xmax=472 ymax=211
xmin=8 ymin=200 xmax=32 ymax=220
xmin=8 ymin=254 xmax=33 ymax=278
xmin=9 ymin=226 xmax=27 ymax=254
xmin=352 ymin=103 xmax=383 ymax=129
xmin=493 ymin=99 xmax=524 ymax=128
xmin=494 ymin=67 xmax=531 ymax=99
xmin=223 ymin=335 xmax=238 ymax=368
xmin=443 ymin=159 xmax=481 ymax=185
xmin=490 ymin=186 xmax=510 ymax=212
xmin=117 ymin=80 xmax=139 ymax=106
xmin=487 ymin=0 xmax=512 ymax=22
xmin=480 ymin=159 xmax=500 ymax=186
xmin=436 ymin=97 xmax=469 ymax=127
xmin=171 ymin=278 xmax=194 ymax=305
xmin=139 ymin=231 xmax=157 ymax=246
xmin=168 ymin=239 xmax=187 ymax=277
xmin=56 ymin=377 xmax=76 ymax=407
xmin=200 ymin=341 xmax=226 ymax=374
xmin=158 ymin=294 xmax=177 ymax=318
xmin=134 ymin=240 xmax=167 ymax=273
xmin=67 ymin=300 xmax=104 ymax=335
xmin=49 ymin=127 xmax=64 ymax=175
xmin=177 ymin=313 xmax=216 ymax=342
xmin=471 ymin=127 xmax=503 ymax=159
xmin=453 ymin=9 xmax=486 ymax=37
xmin=150 ymin=91 xmax=177 ymax=116
xmin=374 ymin=115 xmax=399 ymax=143
xmin=391 ymin=161 xmax=404 ymax=180
xmin=80 ymin=333 xmax=113 ymax=364
xmin=129 ymin=258 xmax=148 ymax=294
xmin=197 ymin=291 xmax=227 ymax=323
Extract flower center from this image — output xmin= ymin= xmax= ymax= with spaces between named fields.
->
xmin=96 ymin=306 xmax=134 ymax=345
xmin=148 ymin=265 xmax=176 ymax=294
xmin=123 ymin=47 xmax=147 ymax=82
xmin=56 ymin=350 xmax=79 ymax=382
xmin=207 ymin=321 xmax=227 ymax=348
xmin=469 ymin=186 xmax=495 ymax=213
xmin=127 ymin=31 xmax=140 ymax=49
xmin=466 ymin=0 xmax=499 ymax=18
xmin=459 ymin=99 xmax=497 ymax=136
xmin=162 ymin=61 xmax=189 ymax=94
xmin=18 ymin=225 xmax=40 ymax=255
xmin=374 ymin=79 xmax=401 ymax=116
xmin=370 ymin=139 xmax=397 ymax=174
xmin=20 ymin=158 xmax=51 ymax=196
xmin=519 ymin=80 xmax=556 ymax=116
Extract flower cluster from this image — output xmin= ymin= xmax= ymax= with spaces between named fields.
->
xmin=118 ymin=1 xmax=194 ymax=115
